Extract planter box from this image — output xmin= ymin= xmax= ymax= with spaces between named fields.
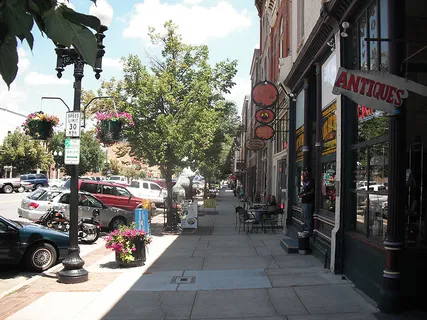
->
xmin=115 ymin=236 xmax=146 ymax=268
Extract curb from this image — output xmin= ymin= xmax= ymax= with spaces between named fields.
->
xmin=0 ymin=240 xmax=105 ymax=300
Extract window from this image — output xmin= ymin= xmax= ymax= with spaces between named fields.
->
xmin=36 ymin=174 xmax=47 ymax=179
xmin=102 ymin=185 xmax=114 ymax=195
xmin=27 ymin=188 xmax=46 ymax=200
xmin=80 ymin=182 xmax=101 ymax=194
xmin=322 ymin=162 xmax=336 ymax=213
xmin=297 ymin=0 xmax=304 ymax=44
xmin=28 ymin=175 xmax=36 ymax=180
xmin=115 ymin=186 xmax=130 ymax=197
xmin=275 ymin=112 xmax=288 ymax=153
xmin=150 ymin=183 xmax=161 ymax=191
xmin=130 ymin=181 xmax=140 ymax=188
xmin=59 ymin=193 xmax=70 ymax=204
xmin=142 ymin=182 xmax=149 ymax=189
xmin=279 ymin=17 xmax=284 ymax=58
xmin=39 ymin=190 xmax=62 ymax=201
xmin=79 ymin=194 xmax=103 ymax=208
xmin=0 ymin=220 xmax=8 ymax=232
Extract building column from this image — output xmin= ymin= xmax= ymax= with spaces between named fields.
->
xmin=314 ymin=64 xmax=322 ymax=230
xmin=286 ymin=96 xmax=296 ymax=227
xmin=303 ymin=78 xmax=311 ymax=170
xmin=379 ymin=0 xmax=406 ymax=313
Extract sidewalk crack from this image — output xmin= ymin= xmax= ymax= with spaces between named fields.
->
xmin=266 ymin=288 xmax=280 ymax=315
xmin=157 ymin=292 xmax=167 ymax=319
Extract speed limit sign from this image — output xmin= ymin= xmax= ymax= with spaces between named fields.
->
xmin=65 ymin=112 xmax=81 ymax=137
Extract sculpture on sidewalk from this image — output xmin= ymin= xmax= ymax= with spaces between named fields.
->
xmin=172 ymin=168 xmax=196 ymax=202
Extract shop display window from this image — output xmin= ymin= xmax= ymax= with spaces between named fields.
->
xmin=321 ymin=162 xmax=336 ymax=213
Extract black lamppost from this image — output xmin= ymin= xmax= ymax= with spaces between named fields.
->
xmin=53 ymin=150 xmax=63 ymax=179
xmin=55 ymin=0 xmax=113 ymax=284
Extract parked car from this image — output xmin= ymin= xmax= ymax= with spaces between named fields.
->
xmin=20 ymin=173 xmax=49 ymax=189
xmin=75 ymin=180 xmax=143 ymax=211
xmin=0 ymin=215 xmax=69 ymax=272
xmin=18 ymin=188 xmax=64 ymax=221
xmin=107 ymin=175 xmax=128 ymax=185
xmin=0 ymin=177 xmax=22 ymax=193
xmin=129 ymin=180 xmax=167 ymax=206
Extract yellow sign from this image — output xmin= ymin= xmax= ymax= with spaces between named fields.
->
xmin=322 ymin=103 xmax=337 ymax=156
xmin=296 ymin=125 xmax=304 ymax=162
xmin=141 ymin=199 xmax=150 ymax=210
xmin=204 ymin=199 xmax=216 ymax=208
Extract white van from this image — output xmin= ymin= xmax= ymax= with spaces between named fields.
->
xmin=128 ymin=180 xmax=167 ymax=205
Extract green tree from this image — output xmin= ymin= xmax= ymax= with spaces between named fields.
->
xmin=49 ymin=130 xmax=106 ymax=175
xmin=0 ymin=0 xmax=102 ymax=87
xmin=104 ymin=158 xmax=121 ymax=175
xmin=0 ymin=129 xmax=53 ymax=174
xmin=94 ymin=21 xmax=238 ymax=226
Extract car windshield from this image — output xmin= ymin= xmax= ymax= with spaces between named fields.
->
xmin=27 ymin=188 xmax=46 ymax=200
xmin=39 ymin=190 xmax=63 ymax=201
xmin=1 ymin=216 xmax=22 ymax=228
xmin=109 ymin=176 xmax=121 ymax=181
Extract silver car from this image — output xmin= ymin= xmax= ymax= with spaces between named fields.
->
xmin=19 ymin=189 xmax=134 ymax=230
xmin=19 ymin=188 xmax=64 ymax=221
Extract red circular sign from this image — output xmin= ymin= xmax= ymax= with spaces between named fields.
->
xmin=255 ymin=109 xmax=275 ymax=124
xmin=255 ymin=125 xmax=275 ymax=140
xmin=251 ymin=81 xmax=279 ymax=108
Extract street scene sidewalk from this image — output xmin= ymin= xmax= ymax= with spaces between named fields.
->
xmin=1 ymin=189 xmax=379 ymax=320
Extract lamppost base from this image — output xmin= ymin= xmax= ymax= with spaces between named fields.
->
xmin=58 ymin=268 xmax=89 ymax=284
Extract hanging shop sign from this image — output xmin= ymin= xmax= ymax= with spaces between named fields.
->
xmin=251 ymin=80 xmax=279 ymax=108
xmin=296 ymin=126 xmax=304 ymax=162
xmin=322 ymin=103 xmax=337 ymax=156
xmin=245 ymin=138 xmax=266 ymax=151
xmin=255 ymin=108 xmax=275 ymax=124
xmin=255 ymin=125 xmax=275 ymax=140
xmin=332 ymin=67 xmax=427 ymax=113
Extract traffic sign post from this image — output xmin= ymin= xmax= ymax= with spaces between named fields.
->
xmin=65 ymin=112 xmax=82 ymax=137
xmin=64 ymin=138 xmax=80 ymax=165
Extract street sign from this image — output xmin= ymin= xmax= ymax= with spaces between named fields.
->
xmin=64 ymin=138 xmax=80 ymax=165
xmin=65 ymin=112 xmax=81 ymax=137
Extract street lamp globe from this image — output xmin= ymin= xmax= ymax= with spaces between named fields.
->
xmin=54 ymin=151 xmax=58 ymax=156
xmin=89 ymin=0 xmax=114 ymax=28
xmin=59 ymin=151 xmax=63 ymax=157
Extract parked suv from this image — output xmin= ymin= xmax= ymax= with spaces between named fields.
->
xmin=64 ymin=179 xmax=142 ymax=211
xmin=20 ymin=173 xmax=49 ymax=189
xmin=129 ymin=179 xmax=167 ymax=206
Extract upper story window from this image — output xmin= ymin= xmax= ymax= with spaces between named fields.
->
xmin=297 ymin=0 xmax=305 ymax=44
xmin=280 ymin=17 xmax=284 ymax=58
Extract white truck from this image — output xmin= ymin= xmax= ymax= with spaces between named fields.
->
xmin=0 ymin=178 xmax=23 ymax=193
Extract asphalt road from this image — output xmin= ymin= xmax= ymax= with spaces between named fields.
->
xmin=0 ymin=191 xmax=28 ymax=221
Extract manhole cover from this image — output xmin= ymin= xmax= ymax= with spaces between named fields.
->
xmin=171 ymin=276 xmax=195 ymax=284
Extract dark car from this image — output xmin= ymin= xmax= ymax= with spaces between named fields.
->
xmin=0 ymin=215 xmax=69 ymax=272
xmin=20 ymin=173 xmax=49 ymax=190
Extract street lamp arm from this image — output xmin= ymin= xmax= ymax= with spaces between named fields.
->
xmin=81 ymin=96 xmax=115 ymax=128
xmin=0 ymin=106 xmax=27 ymax=118
xmin=41 ymin=97 xmax=71 ymax=112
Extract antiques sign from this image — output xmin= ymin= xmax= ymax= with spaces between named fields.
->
xmin=245 ymin=138 xmax=265 ymax=151
xmin=332 ymin=67 xmax=427 ymax=113
xmin=255 ymin=108 xmax=275 ymax=124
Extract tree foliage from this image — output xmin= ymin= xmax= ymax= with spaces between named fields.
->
xmin=0 ymin=0 xmax=101 ymax=87
xmin=49 ymin=130 xmax=106 ymax=175
xmin=89 ymin=21 xmax=239 ymax=225
xmin=0 ymin=129 xmax=53 ymax=173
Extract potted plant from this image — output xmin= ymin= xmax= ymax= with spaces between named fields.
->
xmin=94 ymin=111 xmax=134 ymax=145
xmin=105 ymin=223 xmax=152 ymax=268
xmin=22 ymin=112 xmax=60 ymax=140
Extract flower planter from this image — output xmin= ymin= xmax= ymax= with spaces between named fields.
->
xmin=94 ymin=112 xmax=134 ymax=145
xmin=22 ymin=112 xmax=59 ymax=140
xmin=115 ymin=236 xmax=146 ymax=268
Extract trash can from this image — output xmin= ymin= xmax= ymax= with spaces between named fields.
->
xmin=298 ymin=231 xmax=310 ymax=255
xmin=135 ymin=208 xmax=149 ymax=234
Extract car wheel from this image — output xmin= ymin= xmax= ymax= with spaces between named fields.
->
xmin=35 ymin=184 xmax=43 ymax=189
xmin=17 ymin=186 xmax=25 ymax=193
xmin=109 ymin=216 xmax=127 ymax=231
xmin=2 ymin=184 xmax=13 ymax=194
xmin=25 ymin=243 xmax=57 ymax=272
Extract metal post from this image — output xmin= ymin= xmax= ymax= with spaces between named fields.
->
xmin=58 ymin=58 xmax=88 ymax=284
xmin=314 ymin=63 xmax=322 ymax=227
xmin=303 ymin=78 xmax=310 ymax=170
xmin=379 ymin=0 xmax=406 ymax=313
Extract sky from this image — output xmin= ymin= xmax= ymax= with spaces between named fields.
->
xmin=0 ymin=0 xmax=259 ymax=143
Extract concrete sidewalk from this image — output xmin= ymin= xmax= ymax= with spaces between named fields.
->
xmin=4 ymin=189 xmax=379 ymax=320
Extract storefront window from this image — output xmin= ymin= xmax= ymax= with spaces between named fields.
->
xmin=369 ymin=4 xmax=378 ymax=70
xmin=359 ymin=14 xmax=368 ymax=70
xmin=380 ymin=0 xmax=389 ymax=71
xmin=276 ymin=112 xmax=288 ymax=153
xmin=277 ymin=158 xmax=287 ymax=204
xmin=294 ymin=166 xmax=302 ymax=204
xmin=352 ymin=142 xmax=388 ymax=240
xmin=322 ymin=162 xmax=336 ymax=213
xmin=357 ymin=106 xmax=388 ymax=142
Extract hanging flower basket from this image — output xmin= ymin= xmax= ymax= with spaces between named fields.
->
xmin=22 ymin=112 xmax=60 ymax=140
xmin=105 ymin=223 xmax=152 ymax=268
xmin=94 ymin=111 xmax=134 ymax=145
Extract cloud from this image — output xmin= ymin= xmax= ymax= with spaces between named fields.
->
xmin=123 ymin=0 xmax=252 ymax=44
xmin=183 ymin=0 xmax=203 ymax=4
xmin=17 ymin=47 xmax=30 ymax=74
xmin=0 ymin=83 xmax=28 ymax=142
xmin=24 ymin=72 xmax=72 ymax=86
xmin=102 ymin=57 xmax=123 ymax=69
xmin=225 ymin=77 xmax=251 ymax=114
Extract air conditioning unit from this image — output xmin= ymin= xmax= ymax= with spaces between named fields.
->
xmin=278 ymin=56 xmax=293 ymax=83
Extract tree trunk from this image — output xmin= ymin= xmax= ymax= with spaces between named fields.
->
xmin=165 ymin=160 xmax=173 ymax=229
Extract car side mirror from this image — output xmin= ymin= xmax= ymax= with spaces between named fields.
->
xmin=92 ymin=209 xmax=100 ymax=216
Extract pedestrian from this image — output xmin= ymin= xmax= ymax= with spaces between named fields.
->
xmin=299 ymin=168 xmax=315 ymax=235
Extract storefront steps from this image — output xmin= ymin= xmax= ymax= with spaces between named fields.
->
xmin=280 ymin=237 xmax=298 ymax=253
